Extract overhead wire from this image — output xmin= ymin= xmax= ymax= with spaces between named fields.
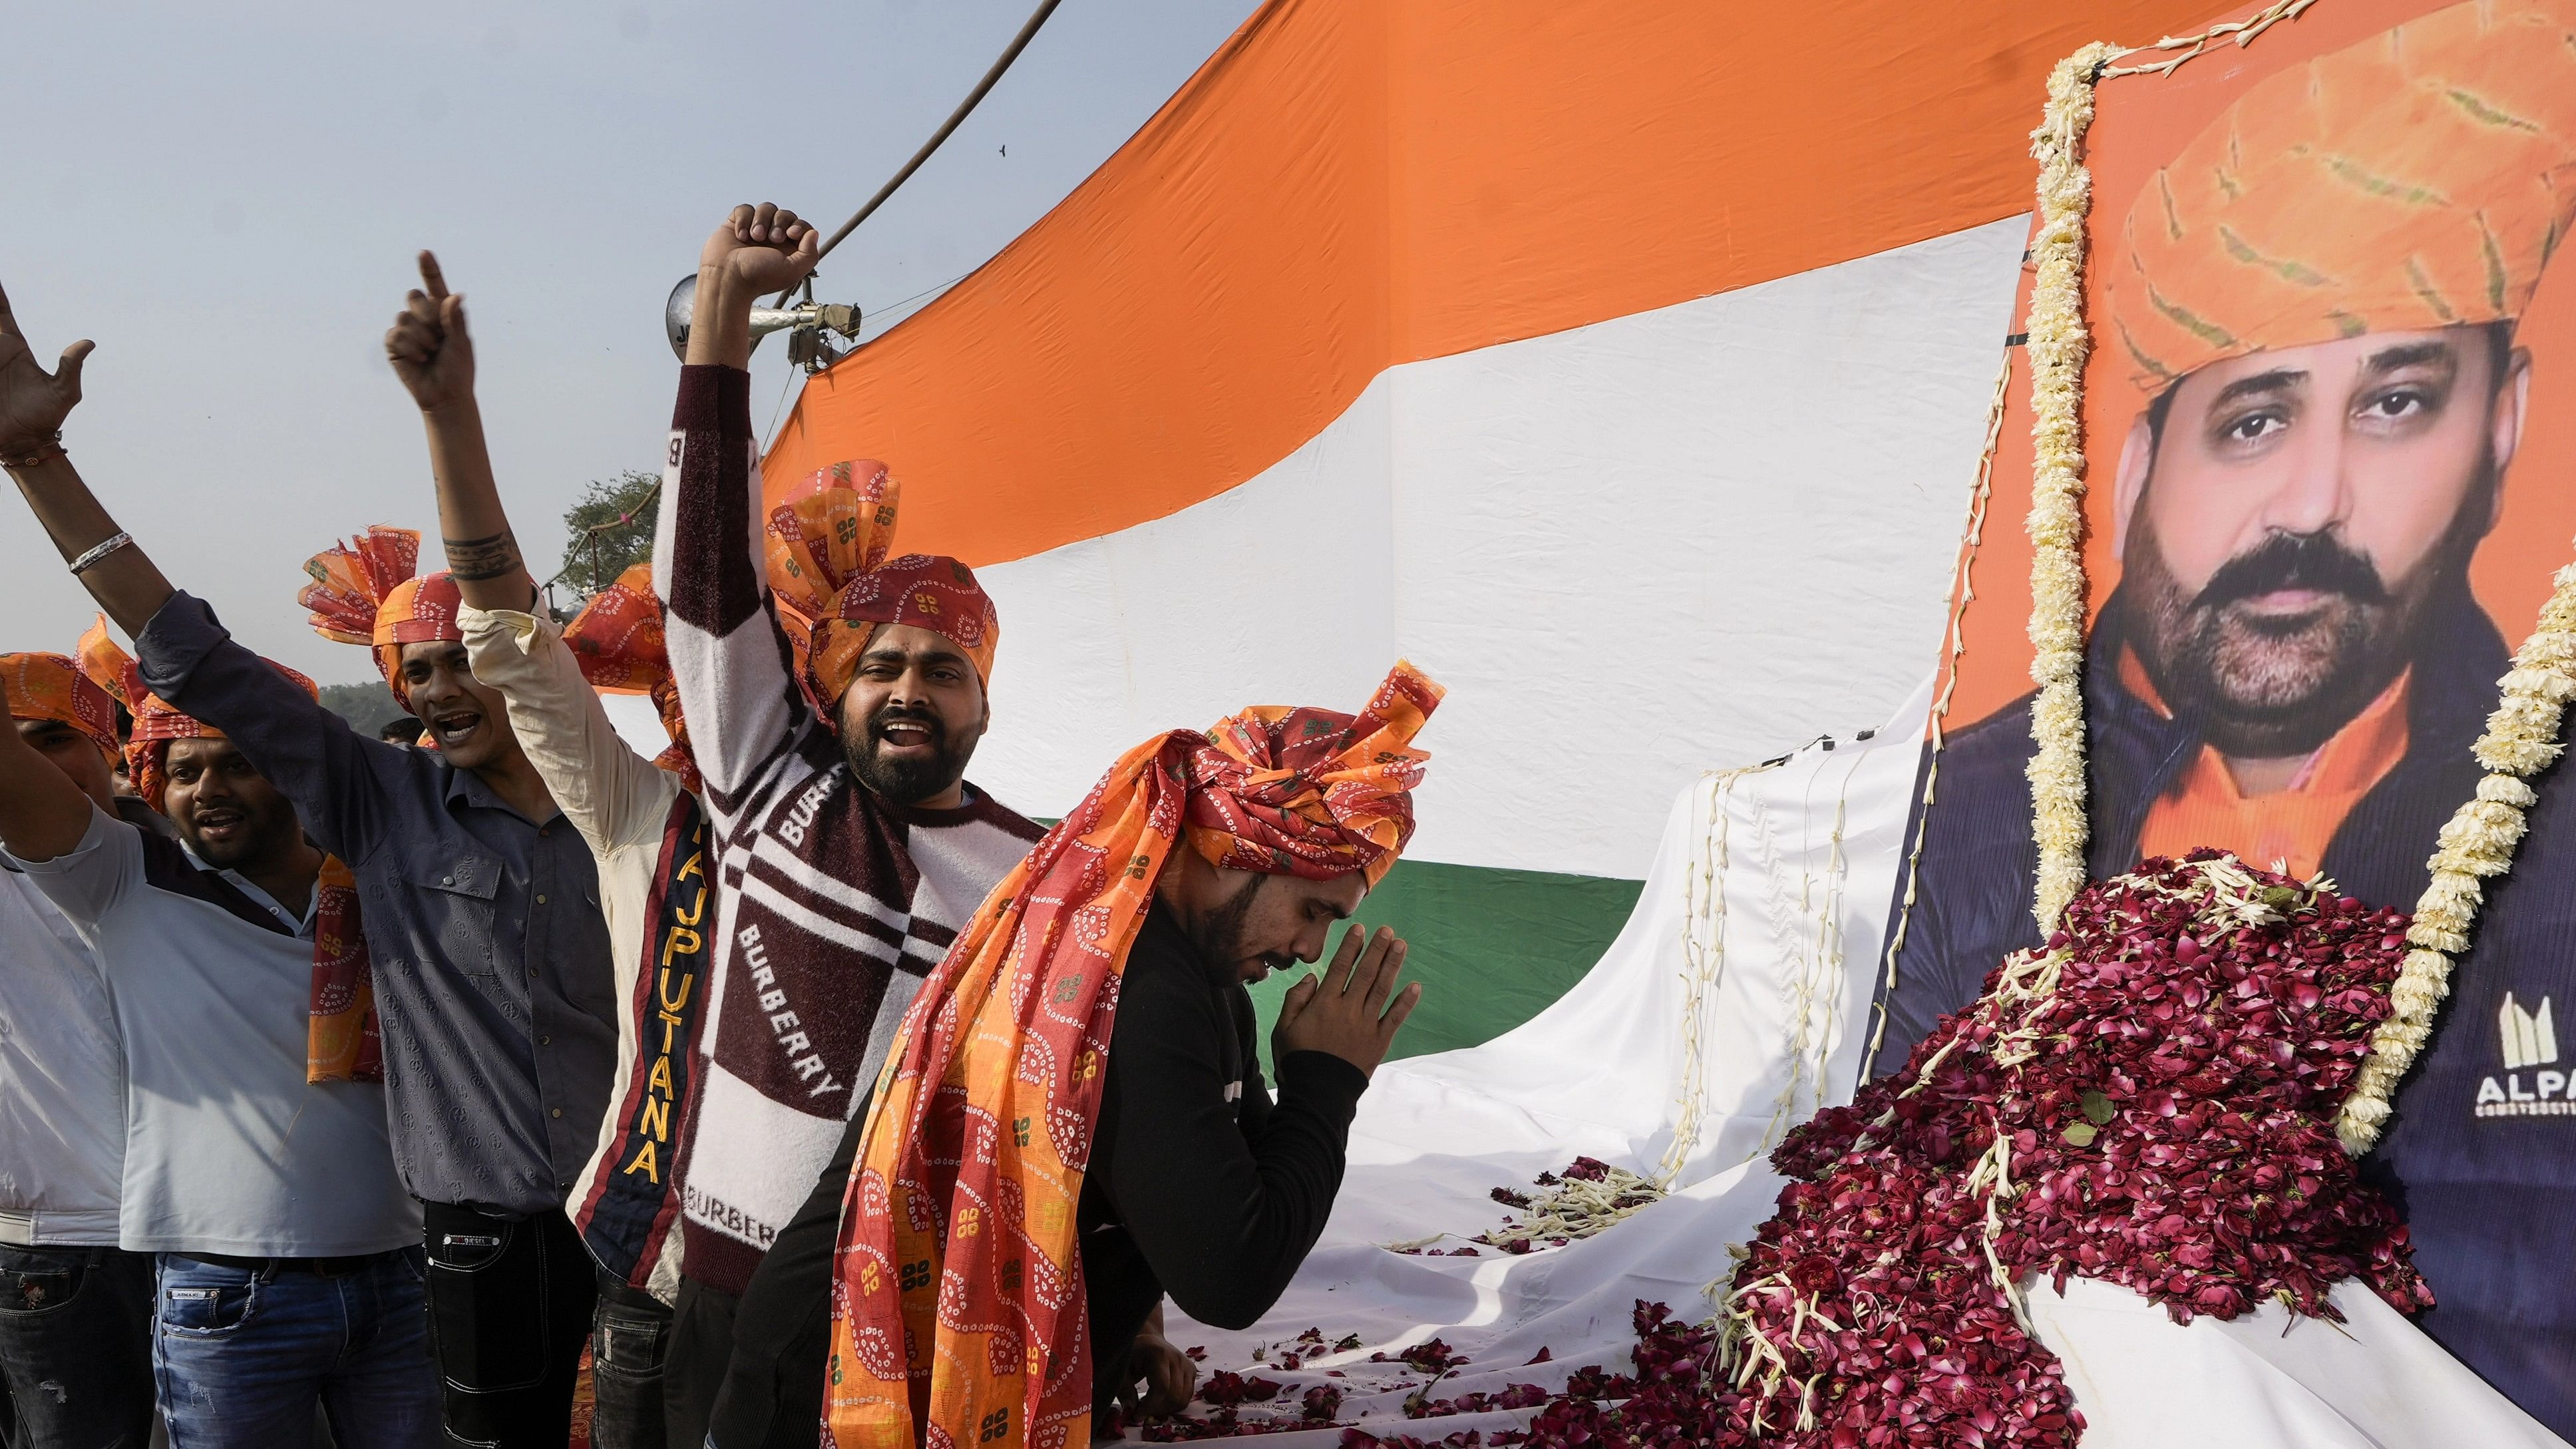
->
xmin=743 ymin=1 xmax=1064 ymax=456
xmin=555 ymin=3 xmax=1063 ymax=600
xmin=773 ymin=0 xmax=1065 ymax=306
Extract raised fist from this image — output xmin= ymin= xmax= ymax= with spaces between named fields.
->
xmin=700 ymin=202 xmax=820 ymax=298
xmin=385 ymin=252 xmax=474 ymax=414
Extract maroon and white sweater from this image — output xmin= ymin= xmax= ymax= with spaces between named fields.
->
xmin=654 ymin=366 xmax=1043 ymax=1295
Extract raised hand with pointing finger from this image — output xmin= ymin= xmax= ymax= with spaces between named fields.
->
xmin=385 ymin=251 xmax=474 ymax=416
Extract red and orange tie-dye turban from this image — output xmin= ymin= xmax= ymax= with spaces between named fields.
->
xmin=763 ymin=460 xmax=1001 ymax=722
xmin=73 ymin=620 xmax=383 ymax=1085
xmin=823 ymin=662 xmax=1441 ymax=1449
xmin=562 ymin=562 xmax=699 ymax=794
xmin=2103 ymin=0 xmax=2576 ymax=394
xmin=299 ymin=525 xmax=464 ymax=708
xmin=0 ymin=650 xmax=122 ymax=767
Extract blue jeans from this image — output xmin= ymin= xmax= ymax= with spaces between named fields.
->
xmin=0 ymin=1243 xmax=156 ymax=1448
xmin=152 ymin=1249 xmax=441 ymax=1449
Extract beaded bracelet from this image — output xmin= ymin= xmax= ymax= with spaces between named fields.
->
xmin=0 ymin=431 xmax=65 ymax=471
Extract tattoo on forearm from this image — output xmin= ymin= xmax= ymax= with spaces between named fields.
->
xmin=443 ymin=532 xmax=524 ymax=582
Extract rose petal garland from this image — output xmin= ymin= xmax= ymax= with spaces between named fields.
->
xmin=1352 ymin=861 xmax=2432 ymax=1449
xmin=1687 ymin=857 xmax=2428 ymax=1449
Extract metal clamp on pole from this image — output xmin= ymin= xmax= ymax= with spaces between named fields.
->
xmin=663 ymin=276 xmax=862 ymax=373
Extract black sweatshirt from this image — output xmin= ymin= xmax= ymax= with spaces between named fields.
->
xmin=697 ymin=900 xmax=1370 ymax=1443
xmin=1081 ymin=901 xmax=1370 ymax=1409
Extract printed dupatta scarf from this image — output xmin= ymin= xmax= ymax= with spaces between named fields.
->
xmin=823 ymin=663 xmax=1442 ymax=1449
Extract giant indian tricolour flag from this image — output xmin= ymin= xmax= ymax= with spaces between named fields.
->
xmin=746 ymin=0 xmax=2214 ymax=1058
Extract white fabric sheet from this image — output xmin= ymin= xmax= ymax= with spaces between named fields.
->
xmin=970 ymin=216 xmax=2030 ymax=881
xmin=1161 ymin=680 xmax=2566 ymax=1447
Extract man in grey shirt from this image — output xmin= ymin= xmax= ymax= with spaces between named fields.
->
xmin=0 ymin=275 xmax=616 ymax=1446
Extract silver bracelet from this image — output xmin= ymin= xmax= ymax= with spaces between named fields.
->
xmin=67 ymin=531 xmax=132 ymax=575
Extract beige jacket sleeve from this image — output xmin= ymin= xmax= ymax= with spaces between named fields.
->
xmin=457 ymin=605 xmax=679 ymax=858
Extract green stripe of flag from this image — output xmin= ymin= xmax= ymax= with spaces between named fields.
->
xmin=1246 ymin=858 xmax=1645 ymax=1074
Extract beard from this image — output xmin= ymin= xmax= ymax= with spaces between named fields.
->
xmin=841 ymin=700 xmax=975 ymax=805
xmin=2123 ymin=465 xmax=2492 ymax=759
xmin=182 ymin=796 xmax=299 ymax=871
xmin=1191 ymin=873 xmax=1282 ymax=982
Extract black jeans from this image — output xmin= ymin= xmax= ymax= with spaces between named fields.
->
xmin=589 ymin=1271 xmax=671 ymax=1449
xmin=418 ymin=1204 xmax=595 ymax=1449
xmin=0 ymin=1243 xmax=156 ymax=1449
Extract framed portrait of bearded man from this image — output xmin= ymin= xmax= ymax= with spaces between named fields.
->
xmin=1864 ymin=0 xmax=2576 ymax=1432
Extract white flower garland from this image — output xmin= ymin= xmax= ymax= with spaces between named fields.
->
xmin=2021 ymin=44 xmax=2116 ymax=933
xmin=2016 ymin=15 xmax=2576 ymax=1153
xmin=2338 ymin=584 xmax=2576 ymax=1150
xmin=1868 ymin=352 xmax=2013 ymax=1071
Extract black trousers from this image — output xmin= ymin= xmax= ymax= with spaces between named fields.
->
xmin=590 ymin=1271 xmax=672 ymax=1449
xmin=419 ymin=1203 xmax=596 ymax=1449
xmin=0 ymin=1243 xmax=156 ymax=1449
xmin=663 ymin=1276 xmax=736 ymax=1449
xmin=699 ymin=1110 xmax=863 ymax=1449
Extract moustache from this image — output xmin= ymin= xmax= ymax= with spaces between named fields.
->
xmin=866 ymin=704 xmax=948 ymax=748
xmin=2191 ymin=530 xmax=2388 ymax=612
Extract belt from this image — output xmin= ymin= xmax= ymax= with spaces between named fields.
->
xmin=181 ymin=1251 xmax=390 ymax=1278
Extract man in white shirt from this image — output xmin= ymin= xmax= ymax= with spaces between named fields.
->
xmin=0 ymin=642 xmax=435 ymax=1446
xmin=0 ymin=650 xmax=151 ymax=1449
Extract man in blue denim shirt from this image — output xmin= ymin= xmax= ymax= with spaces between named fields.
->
xmin=0 ymin=277 xmax=618 ymax=1448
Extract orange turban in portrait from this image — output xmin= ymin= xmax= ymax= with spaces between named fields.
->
xmin=2103 ymin=0 xmax=2576 ymax=394
xmin=298 ymin=525 xmax=464 ymax=708
xmin=0 ymin=650 xmax=122 ymax=767
xmin=824 ymin=662 xmax=1441 ymax=1449
xmin=764 ymin=460 xmax=1000 ymax=725
xmin=562 ymin=563 xmax=699 ymax=795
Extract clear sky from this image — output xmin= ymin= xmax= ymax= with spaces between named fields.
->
xmin=0 ymin=0 xmax=1258 ymax=681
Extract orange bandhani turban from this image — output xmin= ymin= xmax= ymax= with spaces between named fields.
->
xmin=1183 ymin=677 xmax=1441 ymax=887
xmin=764 ymin=460 xmax=999 ymax=722
xmin=75 ymin=618 xmax=381 ymax=1072
xmin=299 ymin=525 xmax=464 ymax=708
xmin=78 ymin=618 xmax=319 ymax=815
xmin=2104 ymin=0 xmax=2576 ymax=395
xmin=73 ymin=620 xmax=381 ymax=1084
xmin=1 ymin=650 xmax=122 ymax=767
xmin=824 ymin=662 xmax=1442 ymax=1449
xmin=563 ymin=562 xmax=699 ymax=795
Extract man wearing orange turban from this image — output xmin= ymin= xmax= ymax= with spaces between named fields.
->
xmin=1873 ymin=3 xmax=2576 ymax=1433
xmin=629 ymin=204 xmax=1054 ymax=1449
xmin=0 ymin=641 xmax=429 ymax=1436
xmin=379 ymin=244 xmax=718 ymax=1448
xmin=821 ymin=664 xmax=1440 ymax=1449
xmin=0 ymin=272 xmax=618 ymax=1443
xmin=673 ymin=662 xmax=1441 ymax=1449
xmin=0 ymin=648 xmax=153 ymax=1448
